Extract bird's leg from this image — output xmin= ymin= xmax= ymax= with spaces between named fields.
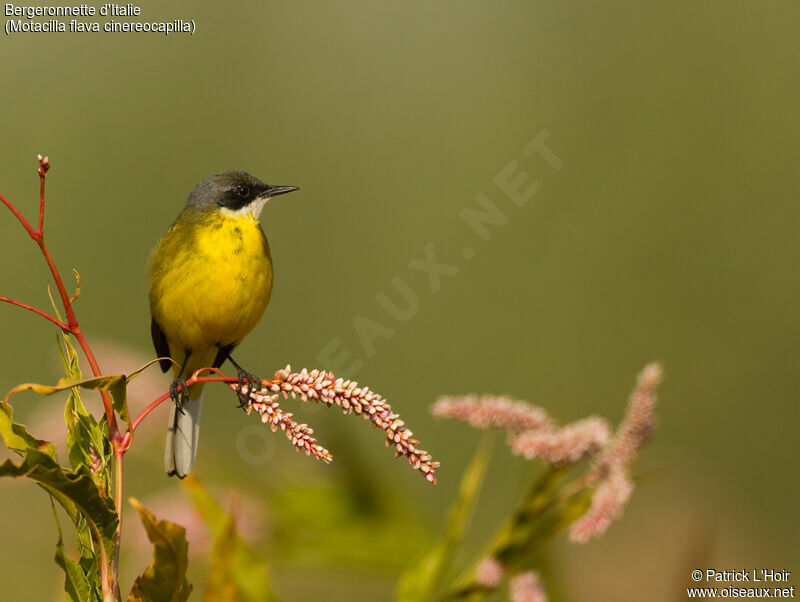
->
xmin=170 ymin=380 xmax=188 ymax=415
xmin=227 ymin=355 xmax=261 ymax=409
xmin=170 ymin=351 xmax=192 ymax=415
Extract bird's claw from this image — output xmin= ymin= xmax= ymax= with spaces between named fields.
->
xmin=236 ymin=369 xmax=260 ymax=410
xmin=170 ymin=378 xmax=189 ymax=415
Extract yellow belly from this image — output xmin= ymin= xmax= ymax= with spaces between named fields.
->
xmin=149 ymin=209 xmax=273 ymax=362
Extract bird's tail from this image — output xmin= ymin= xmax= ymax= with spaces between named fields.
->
xmin=165 ymin=391 xmax=203 ymax=478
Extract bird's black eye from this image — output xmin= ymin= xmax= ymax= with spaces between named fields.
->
xmin=235 ymin=184 xmax=250 ymax=198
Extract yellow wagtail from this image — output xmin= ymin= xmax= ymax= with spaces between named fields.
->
xmin=149 ymin=171 xmax=298 ymax=477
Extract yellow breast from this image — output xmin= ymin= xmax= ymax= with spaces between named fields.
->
xmin=149 ymin=209 xmax=273 ymax=354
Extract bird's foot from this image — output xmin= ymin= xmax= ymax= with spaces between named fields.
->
xmin=170 ymin=378 xmax=189 ymax=415
xmin=236 ymin=369 xmax=261 ymax=410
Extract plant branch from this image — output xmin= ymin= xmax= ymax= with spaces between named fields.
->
xmin=109 ymin=447 xmax=124 ymax=601
xmin=129 ymin=374 xmax=239 ymax=434
xmin=0 ymin=296 xmax=70 ymax=330
xmin=0 ymin=157 xmax=119 ymax=439
xmin=0 ymin=192 xmax=36 ymax=238
xmin=38 ymin=155 xmax=46 ymax=236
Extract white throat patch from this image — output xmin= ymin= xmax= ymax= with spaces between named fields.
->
xmin=220 ymin=196 xmax=269 ymax=220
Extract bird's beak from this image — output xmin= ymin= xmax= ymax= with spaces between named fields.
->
xmin=263 ymin=185 xmax=299 ymax=198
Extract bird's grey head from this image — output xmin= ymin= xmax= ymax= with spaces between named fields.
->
xmin=185 ymin=171 xmax=298 ymax=218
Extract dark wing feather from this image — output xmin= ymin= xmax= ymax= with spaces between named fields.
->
xmin=212 ymin=342 xmax=237 ymax=369
xmin=150 ymin=317 xmax=172 ymax=373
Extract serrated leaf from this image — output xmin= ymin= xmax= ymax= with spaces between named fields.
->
xmin=183 ymin=476 xmax=275 ymax=602
xmin=128 ymin=498 xmax=192 ymax=602
xmin=397 ymin=432 xmax=493 ymax=602
xmin=0 ymin=445 xmax=118 ymax=557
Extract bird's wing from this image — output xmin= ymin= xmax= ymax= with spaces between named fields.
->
xmin=150 ymin=317 xmax=173 ymax=373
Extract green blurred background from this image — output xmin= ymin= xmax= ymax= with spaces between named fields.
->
xmin=1 ymin=1 xmax=798 ymax=600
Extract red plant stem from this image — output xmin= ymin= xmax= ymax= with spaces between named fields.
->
xmin=109 ymin=447 xmax=124 ymax=601
xmin=34 ymin=236 xmax=116 ymax=434
xmin=0 ymin=296 xmax=70 ymax=330
xmin=36 ymin=237 xmax=78 ymax=327
xmin=90 ymin=516 xmax=112 ymax=601
xmin=0 ymin=192 xmax=36 ymax=238
xmin=38 ymin=165 xmax=45 ymax=236
xmin=38 ymin=230 xmax=119 ymax=441
xmin=129 ymin=374 xmax=239 ymax=434
xmin=1 ymin=176 xmax=119 ymax=439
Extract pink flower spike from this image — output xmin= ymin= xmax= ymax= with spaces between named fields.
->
xmin=568 ymin=362 xmax=663 ymax=542
xmin=509 ymin=416 xmax=611 ymax=464
xmin=597 ymin=362 xmax=663 ymax=471
xmin=432 ymin=395 xmax=553 ymax=434
xmin=233 ymin=366 xmax=439 ymax=484
xmin=569 ymin=468 xmax=634 ymax=543
xmin=233 ymin=383 xmax=333 ymax=463
xmin=510 ymin=571 xmax=548 ymax=602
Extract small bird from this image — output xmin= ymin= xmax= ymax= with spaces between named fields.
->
xmin=148 ymin=171 xmax=298 ymax=478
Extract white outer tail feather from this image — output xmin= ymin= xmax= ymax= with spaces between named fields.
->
xmin=165 ymin=391 xmax=203 ymax=478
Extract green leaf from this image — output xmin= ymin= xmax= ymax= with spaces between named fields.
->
xmin=128 ymin=498 xmax=192 ymax=602
xmin=127 ymin=357 xmax=169 ymax=381
xmin=47 ymin=283 xmax=66 ymax=323
xmin=49 ymin=495 xmax=95 ymax=602
xmin=112 ymin=357 xmax=165 ymax=429
xmin=0 ymin=444 xmax=118 ymax=558
xmin=2 ymin=403 xmax=107 ymax=590
xmin=0 ymin=403 xmax=57 ymax=460
xmin=64 ymin=390 xmax=112 ymax=495
xmin=3 ymin=372 xmax=134 ymax=433
xmin=5 ymin=356 xmax=164 ymax=432
xmin=398 ymin=431 xmax=494 ymax=602
xmin=183 ymin=476 xmax=276 ymax=602
xmin=55 ymin=534 xmax=93 ymax=602
xmin=4 ymin=373 xmax=125 ymax=402
xmin=56 ymin=332 xmax=112 ymax=490
xmin=108 ymin=378 xmax=130 ymax=430
xmin=56 ymin=329 xmax=83 ymax=381
xmin=65 ymin=390 xmax=99 ymax=466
